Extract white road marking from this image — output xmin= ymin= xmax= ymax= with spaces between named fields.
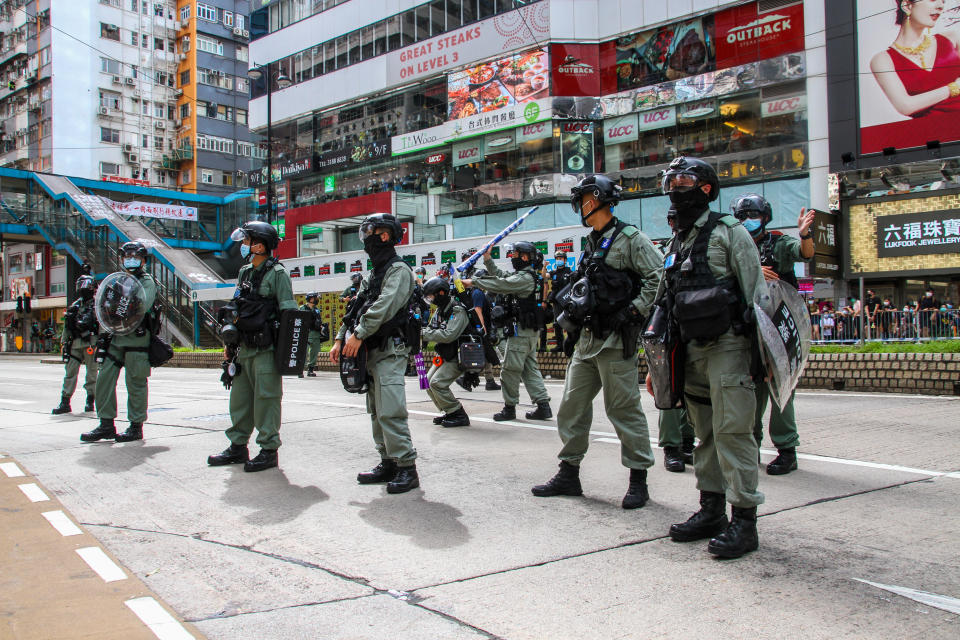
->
xmin=18 ymin=482 xmax=48 ymax=502
xmin=796 ymin=391 xmax=960 ymax=401
xmin=0 ymin=398 xmax=32 ymax=405
xmin=1 ymin=462 xmax=25 ymax=477
xmin=856 ymin=579 xmax=960 ymax=615
xmin=41 ymin=510 xmax=83 ymax=536
xmin=594 ymin=437 xmax=621 ymax=444
xmin=125 ymin=597 xmax=195 ymax=640
xmin=76 ymin=547 xmax=127 ymax=582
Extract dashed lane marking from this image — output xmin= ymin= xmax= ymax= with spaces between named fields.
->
xmin=76 ymin=546 xmax=127 ymax=583
xmin=125 ymin=597 xmax=196 ymax=640
xmin=0 ymin=397 xmax=33 ymax=405
xmin=41 ymin=510 xmax=83 ymax=536
xmin=1 ymin=461 xmax=24 ymax=477
xmin=18 ymin=482 xmax=49 ymax=502
xmin=856 ymin=579 xmax=960 ymax=615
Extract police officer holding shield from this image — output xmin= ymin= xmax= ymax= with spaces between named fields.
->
xmin=422 ymin=277 xmax=472 ymax=427
xmin=298 ymin=292 xmax=327 ymax=378
xmin=81 ymin=241 xmax=157 ymax=443
xmin=207 ymin=221 xmax=297 ymax=472
xmin=531 ymin=175 xmax=661 ymax=509
xmin=52 ymin=275 xmax=99 ymax=415
xmin=331 ymin=214 xmax=420 ymax=494
xmin=461 ymin=242 xmax=552 ymax=422
xmin=732 ymin=194 xmax=815 ymax=476
xmin=657 ymin=157 xmax=770 ymax=558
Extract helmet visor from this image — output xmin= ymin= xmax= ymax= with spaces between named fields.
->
xmin=570 ymin=187 xmax=583 ymax=214
xmin=358 ymin=221 xmax=380 ymax=243
xmin=731 ymin=197 xmax=765 ymax=220
xmin=230 ymin=228 xmax=247 ymax=243
xmin=661 ymin=172 xmax=701 ymax=194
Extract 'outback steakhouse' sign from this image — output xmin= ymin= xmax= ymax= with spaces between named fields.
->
xmin=714 ymin=1 xmax=805 ymax=68
xmin=877 ymin=210 xmax=960 ymax=258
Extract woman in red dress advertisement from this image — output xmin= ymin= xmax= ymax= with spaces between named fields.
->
xmin=869 ymin=1 xmax=960 ymax=118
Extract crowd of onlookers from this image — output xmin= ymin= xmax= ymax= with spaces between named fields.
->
xmin=809 ymin=288 xmax=959 ymax=342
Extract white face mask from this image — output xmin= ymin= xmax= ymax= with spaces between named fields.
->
xmin=927 ymin=292 xmax=934 ymax=297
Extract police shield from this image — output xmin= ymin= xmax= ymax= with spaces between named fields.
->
xmin=94 ymin=272 xmax=146 ymax=335
xmin=274 ymin=309 xmax=313 ymax=376
xmin=754 ymin=280 xmax=811 ymax=409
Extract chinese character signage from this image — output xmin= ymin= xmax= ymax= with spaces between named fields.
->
xmin=103 ymin=199 xmax=199 ymax=222
xmin=877 ymin=210 xmax=960 ymax=257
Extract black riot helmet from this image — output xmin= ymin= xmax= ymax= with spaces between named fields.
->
xmin=350 ymin=273 xmax=363 ymax=284
xmin=554 ymin=250 xmax=567 ymax=261
xmin=76 ymin=275 xmax=96 ymax=298
xmin=414 ymin=266 xmax=427 ymax=277
xmin=231 ymin=220 xmax=280 ymax=251
xmin=512 ymin=241 xmax=543 ymax=268
xmin=358 ymin=213 xmax=403 ymax=245
xmin=422 ymin=276 xmax=450 ymax=306
xmin=571 ymin=174 xmax=622 ymax=227
xmin=730 ymin=193 xmax=773 ymax=225
xmin=120 ymin=241 xmax=148 ymax=260
xmin=305 ymin=292 xmax=319 ymax=303
xmin=661 ymin=156 xmax=719 ymax=202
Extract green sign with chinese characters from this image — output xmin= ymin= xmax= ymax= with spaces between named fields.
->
xmin=324 ymin=175 xmax=336 ymax=193
xmin=271 ymin=220 xmax=285 ymax=238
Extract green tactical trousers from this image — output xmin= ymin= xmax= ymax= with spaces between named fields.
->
xmin=426 ymin=361 xmax=463 ymax=414
xmin=366 ymin=342 xmax=417 ymax=466
xmin=95 ymin=345 xmax=150 ymax=423
xmin=658 ymin=407 xmax=695 ymax=448
xmin=499 ymin=334 xmax=550 ymax=407
xmin=754 ymin=381 xmax=799 ymax=449
xmin=683 ymin=345 xmax=764 ymax=508
xmin=61 ymin=343 xmax=98 ymax=400
xmin=557 ymin=348 xmax=655 ymax=470
xmin=306 ymin=334 xmax=324 ymax=369
xmin=227 ymin=349 xmax=283 ymax=450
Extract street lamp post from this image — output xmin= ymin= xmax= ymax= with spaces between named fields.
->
xmin=248 ymin=62 xmax=291 ymax=225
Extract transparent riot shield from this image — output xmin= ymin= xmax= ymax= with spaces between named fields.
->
xmin=94 ymin=272 xmax=146 ymax=336
xmin=754 ymin=279 xmax=811 ymax=409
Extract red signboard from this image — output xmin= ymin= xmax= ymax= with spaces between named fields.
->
xmin=399 ymin=222 xmax=411 ymax=246
xmin=425 ymin=153 xmax=446 ymax=165
xmin=714 ymin=1 xmax=805 ymax=69
xmin=550 ymin=43 xmax=601 ymax=97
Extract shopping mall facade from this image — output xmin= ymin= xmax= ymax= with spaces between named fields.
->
xmin=247 ymin=0 xmax=829 ymax=287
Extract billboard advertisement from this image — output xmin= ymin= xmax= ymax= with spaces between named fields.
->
xmin=551 ymin=43 xmax=602 ymax=96
xmin=614 ymin=15 xmax=716 ymax=92
xmin=714 ymin=1 xmax=805 ymax=69
xmin=857 ymin=0 xmax=960 ymax=153
xmin=447 ymin=49 xmax=549 ymax=120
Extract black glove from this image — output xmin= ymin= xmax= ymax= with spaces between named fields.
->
xmin=611 ymin=306 xmax=641 ymax=331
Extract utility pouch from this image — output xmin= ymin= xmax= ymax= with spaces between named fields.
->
xmin=674 ymin=286 xmax=734 ymax=342
xmin=148 ymin=334 xmax=174 ymax=368
xmin=457 ymin=337 xmax=485 ymax=373
xmin=340 ymin=342 xmax=370 ymax=393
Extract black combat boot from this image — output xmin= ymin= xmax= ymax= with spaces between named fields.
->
xmin=708 ymin=506 xmax=759 ymax=559
xmin=80 ymin=419 xmax=116 ymax=442
xmin=441 ymin=407 xmax=470 ymax=427
xmin=525 ymin=401 xmax=552 ymax=420
xmin=663 ymin=446 xmax=685 ymax=472
xmin=766 ymin=447 xmax=798 ymax=475
xmin=307 ymin=366 xmax=317 ymax=377
xmin=681 ymin=436 xmax=695 ymax=465
xmin=493 ymin=405 xmax=516 ymax=421
xmin=114 ymin=422 xmax=143 ymax=442
xmin=531 ymin=461 xmax=583 ymax=497
xmin=357 ymin=459 xmax=398 ymax=484
xmin=485 ymin=380 xmax=501 ymax=391
xmin=244 ymin=448 xmax=278 ymax=472
xmin=621 ymin=468 xmax=649 ymax=509
xmin=669 ymin=491 xmax=729 ymax=542
xmin=387 ymin=465 xmax=420 ymax=494
xmin=51 ymin=395 xmax=71 ymax=415
xmin=433 ymin=414 xmax=445 ymax=425
xmin=84 ymin=395 xmax=95 ymax=413
xmin=298 ymin=371 xmax=305 ymax=378
xmin=207 ymin=443 xmax=249 ymax=466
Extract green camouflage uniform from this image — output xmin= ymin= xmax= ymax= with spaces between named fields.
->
xmin=60 ymin=298 xmax=98 ymax=401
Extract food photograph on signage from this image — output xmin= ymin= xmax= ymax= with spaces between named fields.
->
xmin=615 ymin=17 xmax=716 ymax=91
xmin=448 ymin=50 xmax=549 ymax=120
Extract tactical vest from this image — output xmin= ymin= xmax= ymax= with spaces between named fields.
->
xmin=510 ymin=266 xmax=546 ymax=331
xmin=234 ymin=258 xmax=281 ymax=348
xmin=432 ymin=299 xmax=470 ymax=362
xmin=582 ymin=221 xmax=644 ymax=335
xmin=759 ymin=232 xmax=799 ymax=289
xmin=360 ymin=255 xmax=414 ymax=348
xmin=65 ymin=299 xmax=98 ymax=341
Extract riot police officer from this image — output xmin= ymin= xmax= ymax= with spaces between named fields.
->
xmin=657 ymin=156 xmax=770 ymax=558
xmin=421 ymin=277 xmax=472 ymax=427
xmin=331 ymin=214 xmax=420 ymax=494
xmin=341 ymin=273 xmax=363 ymax=302
xmin=732 ymin=194 xmax=815 ymax=476
xmin=547 ymin=251 xmax=574 ymax=352
xmin=207 ymin=221 xmax=297 ymax=472
xmin=81 ymin=241 xmax=158 ymax=443
xmin=461 ymin=241 xmax=551 ymax=422
xmin=531 ymin=175 xmax=661 ymax=509
xmin=658 ymin=407 xmax=695 ymax=472
xmin=52 ymin=275 xmax=99 ymax=415
xmin=298 ymin=292 xmax=327 ymax=378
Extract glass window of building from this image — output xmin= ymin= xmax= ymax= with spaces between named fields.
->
xmin=361 ymin=25 xmax=375 ymax=60
xmin=335 ymin=35 xmax=348 ymax=69
xmin=415 ymin=4 xmax=431 ymax=41
xmin=386 ymin=15 xmax=401 ymax=51
xmin=479 ymin=0 xmax=496 ymax=20
xmin=430 ymin=0 xmax=446 ymax=35
xmin=401 ymin=11 xmax=416 ymax=47
xmin=348 ymin=30 xmax=361 ymax=65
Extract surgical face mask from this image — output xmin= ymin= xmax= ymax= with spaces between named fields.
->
xmin=239 ymin=244 xmax=251 ymax=259
xmin=927 ymin=292 xmax=934 ymax=297
xmin=742 ymin=218 xmax=764 ymax=236
xmin=123 ymin=258 xmax=142 ymax=270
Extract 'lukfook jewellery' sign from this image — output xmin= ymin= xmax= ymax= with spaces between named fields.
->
xmin=876 ymin=210 xmax=960 ymax=257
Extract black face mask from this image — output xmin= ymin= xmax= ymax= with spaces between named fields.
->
xmin=511 ymin=257 xmax=528 ymax=271
xmin=80 ymin=290 xmax=94 ymax=300
xmin=363 ymin=235 xmax=395 ymax=267
xmin=669 ymin=188 xmax=711 ymax=230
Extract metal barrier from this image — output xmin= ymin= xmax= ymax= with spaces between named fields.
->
xmin=810 ymin=309 xmax=960 ymax=343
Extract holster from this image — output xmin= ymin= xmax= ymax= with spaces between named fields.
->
xmin=620 ymin=320 xmax=642 ymax=360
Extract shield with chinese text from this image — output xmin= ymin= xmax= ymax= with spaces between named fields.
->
xmin=754 ymin=279 xmax=811 ymax=409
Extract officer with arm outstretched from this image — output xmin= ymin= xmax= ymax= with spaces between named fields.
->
xmin=531 ymin=175 xmax=661 ymax=509
xmin=732 ymin=194 xmax=815 ymax=477
xmin=421 ymin=277 xmax=472 ymax=427
xmin=658 ymin=156 xmax=770 ymax=559
xmin=461 ymin=242 xmax=551 ymax=422
xmin=207 ymin=221 xmax=298 ymax=472
xmin=298 ymin=292 xmax=328 ymax=378
xmin=330 ymin=214 xmax=420 ymax=494
xmin=52 ymin=275 xmax=99 ymax=415
xmin=81 ymin=241 xmax=157 ymax=443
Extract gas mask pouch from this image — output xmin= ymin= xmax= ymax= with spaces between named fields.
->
xmin=340 ymin=343 xmax=370 ymax=393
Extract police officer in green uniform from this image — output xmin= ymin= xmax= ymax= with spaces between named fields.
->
xmin=461 ymin=242 xmax=551 ymax=422
xmin=529 ymin=175 xmax=661 ymax=509
xmin=657 ymin=157 xmax=771 ymax=558
xmin=298 ymin=292 xmax=326 ymax=378
xmin=732 ymin=194 xmax=815 ymax=476
xmin=658 ymin=407 xmax=695 ymax=472
xmin=331 ymin=214 xmax=420 ymax=494
xmin=52 ymin=275 xmax=99 ymax=415
xmin=341 ymin=273 xmax=363 ymax=302
xmin=207 ymin=221 xmax=297 ymax=472
xmin=421 ymin=276 xmax=472 ymax=428
xmin=81 ymin=242 xmax=158 ymax=443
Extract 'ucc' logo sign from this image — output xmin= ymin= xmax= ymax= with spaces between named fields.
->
xmin=607 ymin=125 xmax=635 ymax=139
xmin=563 ymin=122 xmax=592 ymax=133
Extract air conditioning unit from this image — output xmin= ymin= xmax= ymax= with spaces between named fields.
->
xmin=232 ymin=27 xmax=243 ymax=36
xmin=242 ymin=30 xmax=249 ymax=38
xmin=97 ymin=106 xmax=108 ymax=115
xmin=125 ymin=77 xmax=135 ymax=85
xmin=174 ymin=119 xmax=182 ymax=128
xmin=112 ymin=75 xmax=122 ymax=84
xmin=178 ymin=53 xmax=186 ymax=62
xmin=123 ymin=143 xmax=132 ymax=152
xmin=131 ymin=89 xmax=141 ymax=99
xmin=25 ymin=76 xmax=36 ymax=84
xmin=180 ymin=19 xmax=189 ymax=29
xmin=127 ymin=153 xmax=139 ymax=163
xmin=154 ymin=121 xmax=166 ymax=129
xmin=173 ymin=88 xmax=183 ymax=97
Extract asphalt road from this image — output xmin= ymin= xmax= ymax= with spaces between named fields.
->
xmin=1 ymin=356 xmax=958 ymax=639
